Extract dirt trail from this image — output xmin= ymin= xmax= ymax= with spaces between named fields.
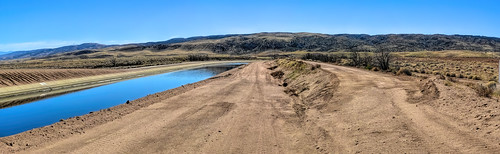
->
xmin=3 ymin=61 xmax=499 ymax=153
xmin=306 ymin=61 xmax=500 ymax=153
xmin=24 ymin=62 xmax=303 ymax=153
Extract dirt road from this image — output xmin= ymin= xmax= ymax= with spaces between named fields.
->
xmin=6 ymin=61 xmax=500 ymax=153
xmin=307 ymin=61 xmax=499 ymax=153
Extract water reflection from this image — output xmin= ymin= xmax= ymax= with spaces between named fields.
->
xmin=0 ymin=63 xmax=244 ymax=137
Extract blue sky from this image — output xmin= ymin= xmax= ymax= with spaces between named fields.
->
xmin=0 ymin=0 xmax=499 ymax=51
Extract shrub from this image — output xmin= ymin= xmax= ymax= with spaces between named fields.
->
xmin=188 ymin=54 xmax=209 ymax=61
xmin=308 ymin=64 xmax=321 ymax=71
xmin=438 ymin=74 xmax=446 ymax=80
xmin=396 ymin=68 xmax=412 ymax=76
xmin=472 ymin=76 xmax=481 ymax=80
xmin=270 ymin=70 xmax=285 ymax=79
xmin=360 ymin=56 xmax=373 ymax=67
xmin=349 ymin=51 xmax=360 ymax=66
xmin=340 ymin=59 xmax=354 ymax=66
xmin=365 ymin=65 xmax=373 ymax=70
xmin=486 ymin=81 xmax=497 ymax=89
xmin=302 ymin=53 xmax=338 ymax=63
xmin=374 ymin=50 xmax=391 ymax=70
xmin=473 ymin=83 xmax=494 ymax=98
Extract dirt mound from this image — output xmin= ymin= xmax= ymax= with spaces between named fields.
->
xmin=418 ymin=78 xmax=440 ymax=101
xmin=0 ymin=69 xmax=123 ymax=87
xmin=404 ymin=77 xmax=441 ymax=104
xmin=421 ymin=79 xmax=440 ymax=98
xmin=273 ymin=59 xmax=339 ymax=119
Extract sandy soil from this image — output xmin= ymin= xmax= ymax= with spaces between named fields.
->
xmin=1 ymin=61 xmax=499 ymax=153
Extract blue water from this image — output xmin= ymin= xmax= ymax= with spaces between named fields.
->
xmin=0 ymin=63 xmax=244 ymax=137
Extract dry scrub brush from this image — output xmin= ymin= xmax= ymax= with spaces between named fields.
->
xmin=0 ymin=55 xmax=255 ymax=69
xmin=393 ymin=58 xmax=498 ymax=82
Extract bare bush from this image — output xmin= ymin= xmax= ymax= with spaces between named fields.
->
xmin=270 ymin=71 xmax=285 ymax=79
xmin=349 ymin=51 xmax=360 ymax=66
xmin=359 ymin=55 xmax=373 ymax=67
xmin=302 ymin=53 xmax=338 ymax=63
xmin=188 ymin=54 xmax=209 ymax=61
xmin=374 ymin=50 xmax=391 ymax=70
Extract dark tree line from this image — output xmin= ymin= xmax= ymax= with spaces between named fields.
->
xmin=120 ymin=33 xmax=500 ymax=54
xmin=188 ymin=54 xmax=210 ymax=61
xmin=302 ymin=50 xmax=392 ymax=70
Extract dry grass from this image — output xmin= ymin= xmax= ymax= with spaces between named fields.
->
xmin=468 ymin=82 xmax=496 ymax=98
xmin=0 ymin=54 xmax=255 ymax=69
xmin=276 ymin=59 xmax=312 ymax=80
xmin=393 ymin=57 xmax=498 ymax=82
xmin=392 ymin=50 xmax=500 ymax=58
xmin=0 ymin=57 xmax=181 ymax=69
xmin=267 ymin=50 xmax=498 ymax=83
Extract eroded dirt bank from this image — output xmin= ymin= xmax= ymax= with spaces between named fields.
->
xmin=0 ymin=69 xmax=124 ymax=87
xmin=1 ymin=60 xmax=499 ymax=153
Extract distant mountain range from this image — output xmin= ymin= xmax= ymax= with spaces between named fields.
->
xmin=0 ymin=43 xmax=110 ymax=60
xmin=0 ymin=51 xmax=13 ymax=56
xmin=129 ymin=33 xmax=499 ymax=54
xmin=1 ymin=33 xmax=499 ymax=60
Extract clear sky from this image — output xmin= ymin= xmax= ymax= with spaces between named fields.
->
xmin=0 ymin=0 xmax=499 ymax=51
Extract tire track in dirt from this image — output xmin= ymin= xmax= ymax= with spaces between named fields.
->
xmin=308 ymin=61 xmax=500 ymax=153
xmin=27 ymin=62 xmax=304 ymax=153
xmin=13 ymin=60 xmax=500 ymax=153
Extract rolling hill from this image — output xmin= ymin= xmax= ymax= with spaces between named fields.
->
xmin=0 ymin=52 xmax=13 ymax=56
xmin=129 ymin=33 xmax=500 ymax=54
xmin=0 ymin=43 xmax=109 ymax=60
xmin=2 ymin=33 xmax=500 ymax=61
